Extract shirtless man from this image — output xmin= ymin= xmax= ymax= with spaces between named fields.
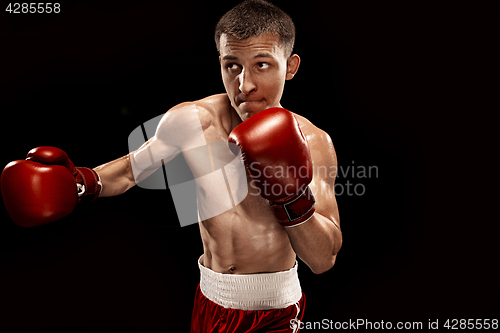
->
xmin=1 ymin=1 xmax=341 ymax=332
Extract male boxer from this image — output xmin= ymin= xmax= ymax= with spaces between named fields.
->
xmin=1 ymin=1 xmax=341 ymax=332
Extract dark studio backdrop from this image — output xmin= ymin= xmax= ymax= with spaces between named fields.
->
xmin=0 ymin=0 xmax=497 ymax=332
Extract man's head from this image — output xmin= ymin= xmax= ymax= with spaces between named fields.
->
xmin=215 ymin=0 xmax=300 ymax=120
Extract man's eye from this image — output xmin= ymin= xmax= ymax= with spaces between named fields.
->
xmin=258 ymin=62 xmax=269 ymax=69
xmin=227 ymin=63 xmax=240 ymax=71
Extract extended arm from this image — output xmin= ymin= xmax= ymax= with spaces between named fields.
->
xmin=93 ymin=154 xmax=135 ymax=197
xmin=1 ymin=104 xmax=194 ymax=227
xmin=94 ymin=105 xmax=196 ymax=197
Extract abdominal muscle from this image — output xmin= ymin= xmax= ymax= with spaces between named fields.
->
xmin=198 ymin=183 xmax=297 ymax=275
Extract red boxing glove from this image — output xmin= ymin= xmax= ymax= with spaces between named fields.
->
xmin=1 ymin=147 xmax=102 ymax=227
xmin=228 ymin=108 xmax=315 ymax=227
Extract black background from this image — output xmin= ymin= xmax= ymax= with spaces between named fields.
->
xmin=0 ymin=0 xmax=498 ymax=332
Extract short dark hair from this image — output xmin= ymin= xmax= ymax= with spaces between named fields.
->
xmin=214 ymin=0 xmax=296 ymax=58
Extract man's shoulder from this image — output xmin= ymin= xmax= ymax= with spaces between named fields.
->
xmin=166 ymin=93 xmax=231 ymax=129
xmin=175 ymin=93 xmax=230 ymax=114
xmin=292 ymin=112 xmax=337 ymax=179
xmin=292 ymin=112 xmax=332 ymax=148
xmin=195 ymin=93 xmax=231 ymax=110
xmin=153 ymin=94 xmax=231 ymax=148
xmin=159 ymin=94 xmax=231 ymax=129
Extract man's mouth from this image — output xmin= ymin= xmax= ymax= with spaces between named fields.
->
xmin=238 ymin=99 xmax=264 ymax=107
xmin=238 ymin=99 xmax=264 ymax=106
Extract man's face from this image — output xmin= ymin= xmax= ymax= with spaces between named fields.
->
xmin=219 ymin=33 xmax=299 ymax=121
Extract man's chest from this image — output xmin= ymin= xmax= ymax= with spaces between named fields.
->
xmin=174 ymin=122 xmax=249 ymax=220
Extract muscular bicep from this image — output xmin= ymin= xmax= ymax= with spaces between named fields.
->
xmin=129 ymin=103 xmax=206 ymax=184
xmin=130 ymin=135 xmax=180 ymax=183
xmin=309 ymin=131 xmax=340 ymax=228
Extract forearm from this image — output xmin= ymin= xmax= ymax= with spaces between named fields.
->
xmin=93 ymin=154 xmax=136 ymax=197
xmin=286 ymin=213 xmax=342 ymax=274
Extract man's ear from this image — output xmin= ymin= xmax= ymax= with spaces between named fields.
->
xmin=219 ymin=56 xmax=221 ymax=64
xmin=286 ymin=54 xmax=300 ymax=80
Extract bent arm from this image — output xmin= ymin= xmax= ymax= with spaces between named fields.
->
xmin=286 ymin=199 xmax=341 ymax=274
xmin=286 ymin=130 xmax=342 ymax=274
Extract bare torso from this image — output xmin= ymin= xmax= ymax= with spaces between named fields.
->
xmin=113 ymin=91 xmax=337 ymax=275
xmin=183 ymin=93 xmax=298 ymax=274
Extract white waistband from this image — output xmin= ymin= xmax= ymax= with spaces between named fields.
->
xmin=198 ymin=255 xmax=302 ymax=310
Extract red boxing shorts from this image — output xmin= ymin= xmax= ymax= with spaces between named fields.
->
xmin=190 ymin=256 xmax=306 ymax=333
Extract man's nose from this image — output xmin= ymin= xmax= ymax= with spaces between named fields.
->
xmin=238 ymin=69 xmax=257 ymax=94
